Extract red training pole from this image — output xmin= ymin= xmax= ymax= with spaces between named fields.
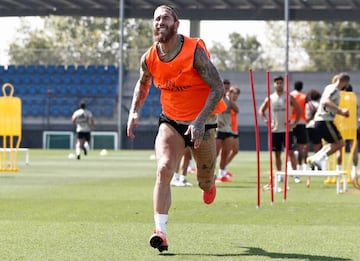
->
xmin=284 ymin=73 xmax=289 ymax=201
xmin=249 ymin=69 xmax=261 ymax=208
xmin=266 ymin=71 xmax=274 ymax=205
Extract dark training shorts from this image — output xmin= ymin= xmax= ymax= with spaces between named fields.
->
xmin=77 ymin=132 xmax=91 ymax=142
xmin=315 ymin=121 xmax=343 ymax=144
xmin=159 ymin=113 xmax=217 ymax=147
xmin=272 ymin=131 xmax=295 ymax=152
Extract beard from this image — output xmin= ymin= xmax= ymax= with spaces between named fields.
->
xmin=153 ymin=24 xmax=177 ymax=43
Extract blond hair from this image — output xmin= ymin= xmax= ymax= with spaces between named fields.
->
xmin=229 ymin=86 xmax=240 ymax=95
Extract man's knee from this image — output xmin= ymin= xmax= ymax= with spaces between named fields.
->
xmin=157 ymin=161 xmax=174 ymax=180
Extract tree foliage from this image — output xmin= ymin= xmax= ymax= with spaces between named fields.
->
xmin=8 ymin=16 xmax=153 ymax=69
xmin=209 ymin=32 xmax=268 ymax=71
xmin=302 ymin=21 xmax=360 ymax=71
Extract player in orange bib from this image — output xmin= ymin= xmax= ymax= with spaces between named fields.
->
xmin=290 ymin=81 xmax=307 ymax=183
xmin=126 ymin=5 xmax=225 ymax=253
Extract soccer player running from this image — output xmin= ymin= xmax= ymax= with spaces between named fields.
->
xmin=126 ymin=5 xmax=225 ymax=253
xmin=307 ymin=73 xmax=350 ymax=170
xmin=71 ymin=101 xmax=94 ymax=160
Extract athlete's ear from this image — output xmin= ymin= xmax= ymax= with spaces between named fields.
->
xmin=175 ymin=20 xmax=180 ymax=31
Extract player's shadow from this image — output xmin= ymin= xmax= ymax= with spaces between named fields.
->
xmin=162 ymin=246 xmax=352 ymax=260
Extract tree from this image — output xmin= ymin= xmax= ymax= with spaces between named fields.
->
xmin=302 ymin=21 xmax=360 ymax=71
xmin=209 ymin=32 xmax=268 ymax=71
xmin=8 ymin=16 xmax=153 ymax=70
xmin=263 ymin=21 xmax=311 ymax=71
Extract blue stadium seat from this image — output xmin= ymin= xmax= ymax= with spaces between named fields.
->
xmin=31 ymin=104 xmax=41 ymax=117
xmin=63 ymin=106 xmax=72 ymax=117
xmin=31 ymin=74 xmax=41 ymax=84
xmin=28 ymin=84 xmax=38 ymax=95
xmin=92 ymin=75 xmax=103 ymax=84
xmin=57 ymin=84 xmax=69 ymax=95
xmin=141 ymin=106 xmax=151 ymax=118
xmin=103 ymin=105 xmax=113 ymax=117
xmin=56 ymin=65 xmax=65 ymax=74
xmin=12 ymin=77 xmax=21 ymax=85
xmin=97 ymin=65 xmax=105 ymax=74
xmin=68 ymin=84 xmax=79 ymax=95
xmin=153 ymin=105 xmax=162 ymax=117
xmin=22 ymin=103 xmax=32 ymax=117
xmin=16 ymin=65 xmax=26 ymax=74
xmin=1 ymin=75 xmax=11 ymax=83
xmin=107 ymin=65 xmax=117 ymax=74
xmin=88 ymin=85 xmax=98 ymax=95
xmin=77 ymin=65 xmax=86 ymax=74
xmin=46 ymin=65 xmax=55 ymax=74
xmin=78 ymin=84 xmax=87 ymax=95
xmin=36 ymin=65 xmax=46 ymax=74
xmin=51 ymin=105 xmax=61 ymax=117
xmin=72 ymin=74 xmax=82 ymax=84
xmin=26 ymin=65 xmax=36 ymax=74
xmin=38 ymin=85 xmax=48 ymax=95
xmin=87 ymin=65 xmax=96 ymax=74
xmin=63 ymin=75 xmax=72 ymax=84
xmin=16 ymin=84 xmax=28 ymax=95
xmin=67 ymin=65 xmax=75 ymax=74
xmin=103 ymin=75 xmax=113 ymax=84
xmin=113 ymin=75 xmax=119 ymax=84
xmin=52 ymin=74 xmax=62 ymax=84
xmin=22 ymin=74 xmax=31 ymax=84
xmin=7 ymin=65 xmax=16 ymax=74
xmin=92 ymin=106 xmax=102 ymax=117
xmin=42 ymin=74 xmax=51 ymax=84
xmin=81 ymin=75 xmax=91 ymax=84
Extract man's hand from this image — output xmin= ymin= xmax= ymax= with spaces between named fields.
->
xmin=340 ymin=108 xmax=350 ymax=118
xmin=184 ymin=123 xmax=205 ymax=149
xmin=127 ymin=112 xmax=140 ymax=138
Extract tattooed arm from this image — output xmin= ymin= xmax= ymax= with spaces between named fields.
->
xmin=127 ymin=52 xmax=152 ymax=138
xmin=184 ymin=45 xmax=224 ymax=149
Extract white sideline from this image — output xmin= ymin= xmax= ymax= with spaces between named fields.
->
xmin=0 ymin=148 xmax=30 ymax=165
xmin=276 ymin=170 xmax=347 ymax=194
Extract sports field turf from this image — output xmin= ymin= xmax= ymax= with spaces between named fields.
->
xmin=0 ymin=149 xmax=359 ymax=260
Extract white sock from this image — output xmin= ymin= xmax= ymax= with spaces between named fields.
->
xmin=336 ymin=165 xmax=342 ymax=171
xmin=297 ymin=164 xmax=301 ymax=170
xmin=321 ymin=158 xmax=328 ymax=170
xmin=189 ymin=159 xmax=194 ymax=168
xmin=154 ymin=214 xmax=168 ymax=235
xmin=75 ymin=145 xmax=81 ymax=156
xmin=287 ymin=161 xmax=293 ymax=170
xmin=302 ymin=164 xmax=307 ymax=171
xmin=172 ymin=173 xmax=180 ymax=181
xmin=180 ymin=175 xmax=186 ymax=182
xmin=351 ymin=165 xmax=357 ymax=173
xmin=218 ymin=169 xmax=226 ymax=178
xmin=351 ymin=165 xmax=357 ymax=178
xmin=84 ymin=141 xmax=90 ymax=150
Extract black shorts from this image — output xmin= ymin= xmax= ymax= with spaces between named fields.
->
xmin=315 ymin=121 xmax=343 ymax=143
xmin=292 ymin=124 xmax=308 ymax=144
xmin=216 ymin=131 xmax=233 ymax=140
xmin=77 ymin=132 xmax=91 ymax=142
xmin=159 ymin=113 xmax=217 ymax=147
xmin=307 ymin=127 xmax=321 ymax=145
xmin=272 ymin=132 xmax=295 ymax=152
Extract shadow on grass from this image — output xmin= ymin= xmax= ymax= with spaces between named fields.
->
xmin=161 ymin=246 xmax=352 ymax=260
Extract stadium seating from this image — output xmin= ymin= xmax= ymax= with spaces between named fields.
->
xmin=0 ymin=64 xmax=164 ymax=120
xmin=0 ymin=64 xmax=121 ymax=119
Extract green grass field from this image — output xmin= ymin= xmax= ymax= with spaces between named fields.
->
xmin=0 ymin=149 xmax=359 ymax=261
